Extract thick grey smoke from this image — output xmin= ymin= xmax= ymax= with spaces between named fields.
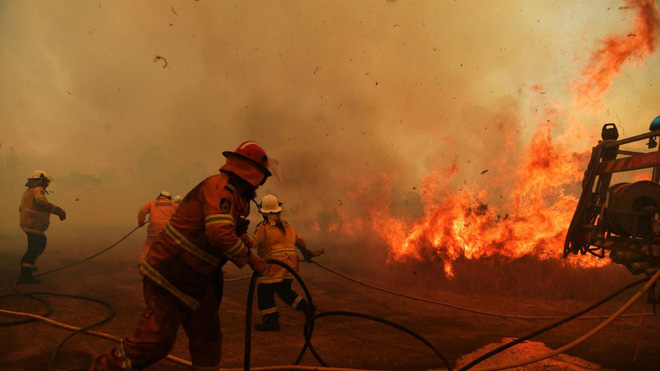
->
xmin=1 ymin=1 xmax=658 ymax=257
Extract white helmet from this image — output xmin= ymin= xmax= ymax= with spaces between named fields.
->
xmin=29 ymin=170 xmax=52 ymax=181
xmin=158 ymin=191 xmax=172 ymax=199
xmin=259 ymin=194 xmax=282 ymax=214
xmin=173 ymin=195 xmax=182 ymax=204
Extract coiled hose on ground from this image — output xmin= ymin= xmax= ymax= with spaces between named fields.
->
xmin=0 ymin=225 xmax=144 ymax=371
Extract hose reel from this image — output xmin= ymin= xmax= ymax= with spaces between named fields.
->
xmin=605 ymin=181 xmax=660 ymax=238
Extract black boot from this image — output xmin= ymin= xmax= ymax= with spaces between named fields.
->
xmin=296 ymin=299 xmax=316 ymax=322
xmin=254 ymin=313 xmax=280 ymax=332
xmin=17 ymin=266 xmax=41 ymax=285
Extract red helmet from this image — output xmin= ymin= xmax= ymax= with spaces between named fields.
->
xmin=223 ymin=141 xmax=271 ymax=176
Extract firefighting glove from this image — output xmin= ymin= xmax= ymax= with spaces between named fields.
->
xmin=302 ymin=249 xmax=324 ymax=262
xmin=240 ymin=234 xmax=254 ymax=249
xmin=236 ymin=217 xmax=250 ymax=236
xmin=54 ymin=207 xmax=66 ymax=221
xmin=138 ymin=221 xmax=146 ymax=227
xmin=247 ymin=252 xmax=267 ymax=275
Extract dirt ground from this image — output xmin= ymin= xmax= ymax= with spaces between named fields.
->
xmin=1 ymin=225 xmax=659 ymax=371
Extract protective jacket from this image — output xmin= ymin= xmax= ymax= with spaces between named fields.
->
xmin=19 ymin=180 xmax=64 ymax=235
xmin=249 ymin=220 xmax=311 ymax=284
xmin=138 ymin=196 xmax=178 ymax=237
xmin=140 ymin=171 xmax=252 ymax=310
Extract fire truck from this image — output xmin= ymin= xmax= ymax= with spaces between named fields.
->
xmin=564 ymin=117 xmax=660 ymax=290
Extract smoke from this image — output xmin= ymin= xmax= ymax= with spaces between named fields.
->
xmin=1 ymin=1 xmax=659 ymax=268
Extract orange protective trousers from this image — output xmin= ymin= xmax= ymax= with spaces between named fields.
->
xmin=91 ymin=277 xmax=222 ymax=370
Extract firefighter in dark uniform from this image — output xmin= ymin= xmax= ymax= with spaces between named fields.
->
xmin=92 ymin=141 xmax=277 ymax=370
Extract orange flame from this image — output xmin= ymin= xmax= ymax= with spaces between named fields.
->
xmin=572 ymin=0 xmax=660 ymax=108
xmin=356 ymin=121 xmax=594 ymax=277
xmin=318 ymin=2 xmax=659 ymax=278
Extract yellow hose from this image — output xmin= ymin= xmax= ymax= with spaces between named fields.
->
xmin=467 ymin=267 xmax=660 ymax=371
xmin=0 ymin=308 xmax=371 ymax=371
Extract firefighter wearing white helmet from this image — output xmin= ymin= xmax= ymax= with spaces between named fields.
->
xmin=247 ymin=194 xmax=324 ymax=331
xmin=137 ymin=191 xmax=177 ymax=265
xmin=17 ymin=170 xmax=66 ymax=284
xmin=172 ymin=195 xmax=182 ymax=204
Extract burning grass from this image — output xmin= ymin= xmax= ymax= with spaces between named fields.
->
xmin=315 ymin=236 xmax=635 ymax=301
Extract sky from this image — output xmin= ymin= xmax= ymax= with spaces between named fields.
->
xmin=1 ymin=0 xmax=659 ymax=247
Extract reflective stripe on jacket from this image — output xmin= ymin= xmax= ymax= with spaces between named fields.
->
xmin=141 ymin=173 xmax=251 ymax=309
xmin=250 ymin=220 xmax=301 ymax=284
xmin=19 ymin=186 xmax=58 ymax=235
xmin=138 ymin=197 xmax=178 ymax=236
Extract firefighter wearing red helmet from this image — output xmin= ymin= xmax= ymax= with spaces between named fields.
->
xmin=92 ymin=141 xmax=276 ymax=371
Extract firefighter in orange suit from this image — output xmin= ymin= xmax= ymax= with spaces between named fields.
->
xmin=137 ymin=191 xmax=178 ymax=265
xmin=92 ymin=141 xmax=278 ymax=370
xmin=249 ymin=194 xmax=324 ymax=331
xmin=18 ymin=170 xmax=66 ymax=284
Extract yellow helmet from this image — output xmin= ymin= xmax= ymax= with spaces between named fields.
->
xmin=28 ymin=170 xmax=52 ymax=181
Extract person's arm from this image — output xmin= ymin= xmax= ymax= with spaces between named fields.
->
xmin=137 ymin=202 xmax=151 ymax=226
xmin=247 ymin=223 xmax=265 ymax=252
xmin=201 ymin=181 xmax=252 ymax=268
xmin=35 ymin=189 xmax=66 ymax=221
xmin=295 ymin=234 xmax=324 ymax=261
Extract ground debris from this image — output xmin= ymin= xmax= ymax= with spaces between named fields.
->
xmin=153 ymin=55 xmax=168 ymax=68
xmin=455 ymin=338 xmax=610 ymax=370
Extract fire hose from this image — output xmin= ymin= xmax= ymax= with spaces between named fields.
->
xmin=245 ymin=260 xmax=454 ymax=370
xmin=0 ymin=224 xmax=145 ymax=370
xmin=34 ymin=224 xmax=144 ymax=278
xmin=306 ymin=261 xmax=656 ymax=368
xmin=0 ymin=304 xmax=369 ymax=371
xmin=0 ymin=224 xmax=450 ymax=370
xmin=457 ymin=276 xmax=649 ymax=370
xmin=0 ymin=259 xmax=454 ymax=370
xmin=1 ymin=256 xmax=654 ymax=370
xmin=0 ymin=224 xmax=144 ymax=327
xmin=465 ymin=267 xmax=660 ymax=371
xmin=0 ymin=224 xmax=656 ymax=370
xmin=308 ymin=260 xmax=651 ymax=320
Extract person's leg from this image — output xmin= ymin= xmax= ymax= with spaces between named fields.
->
xmin=275 ymin=279 xmax=313 ymax=321
xmin=18 ymin=233 xmax=47 ymax=284
xmin=21 ymin=233 xmax=46 ymax=267
xmin=273 ymin=279 xmax=301 ymax=307
xmin=91 ymin=280 xmax=183 ymax=370
xmin=138 ymin=236 xmax=156 ymax=265
xmin=257 ymin=282 xmax=278 ymax=315
xmin=182 ymin=278 xmax=223 ymax=370
xmin=255 ymin=282 xmax=279 ymax=331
